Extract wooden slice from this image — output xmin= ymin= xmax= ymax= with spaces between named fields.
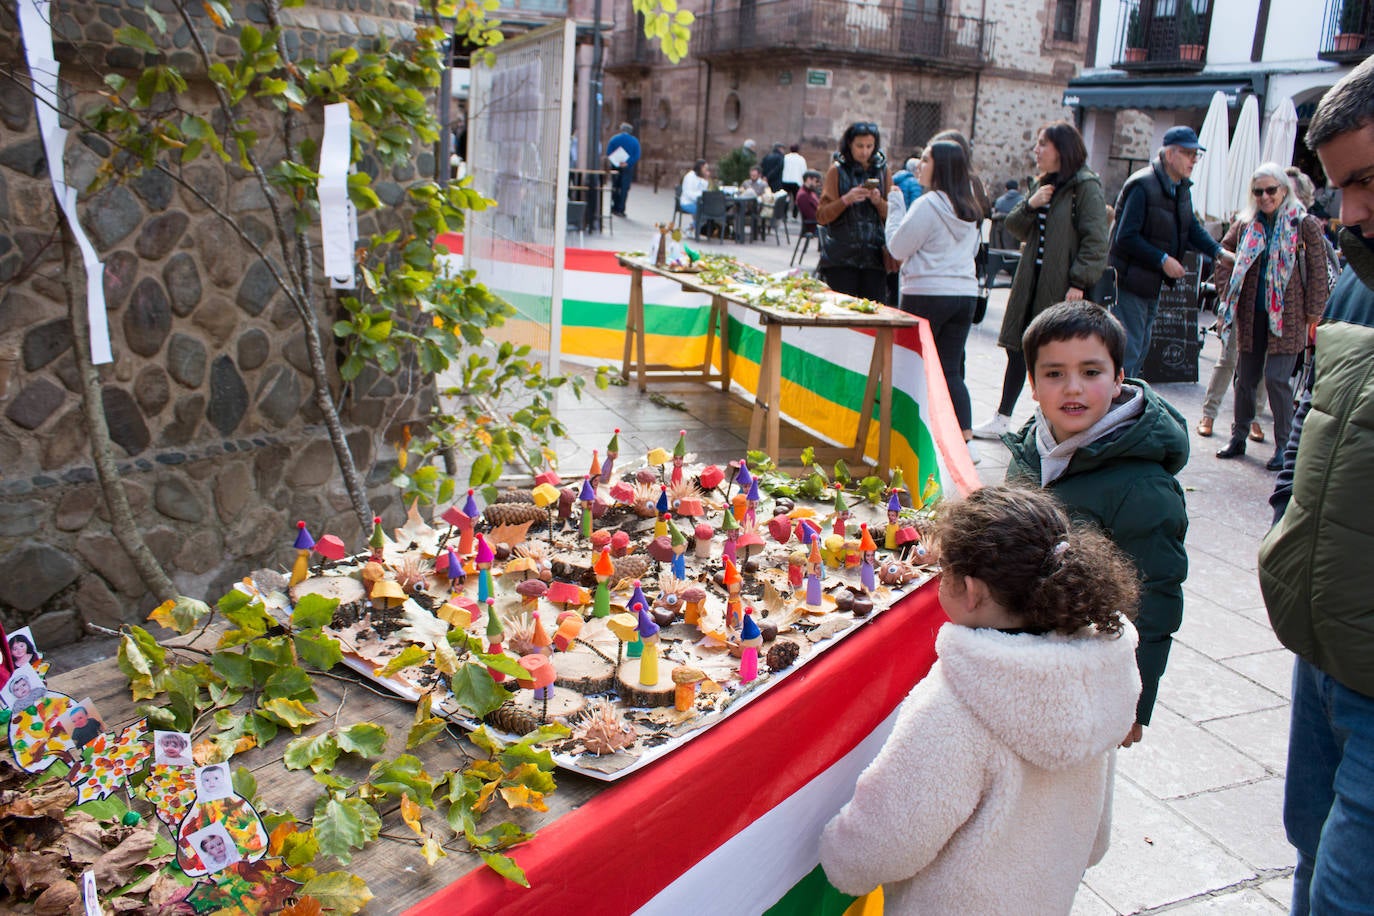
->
xmin=616 ymin=659 xmax=678 ymax=708
xmin=504 ymin=685 xmax=588 ymax=723
xmin=290 ymin=575 xmax=367 ymax=626
xmin=553 ymin=647 xmax=616 ymax=695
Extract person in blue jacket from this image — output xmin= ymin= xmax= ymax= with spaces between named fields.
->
xmin=606 ymin=123 xmax=641 ymax=218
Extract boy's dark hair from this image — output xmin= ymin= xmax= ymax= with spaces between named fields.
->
xmin=1307 ymin=55 xmax=1374 ymax=150
xmin=934 ymin=485 xmax=1139 ymax=635
xmin=1022 ymin=301 xmax=1127 ymax=376
xmin=802 ymin=169 xmax=822 ymax=181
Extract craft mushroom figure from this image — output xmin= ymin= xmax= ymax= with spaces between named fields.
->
xmin=603 ymin=429 xmax=621 ymax=483
xmin=532 ymin=482 xmax=561 ymax=545
xmin=474 ymin=534 xmax=495 ymax=604
xmin=698 ymin=463 xmax=725 ymax=498
xmin=634 ymin=603 xmax=662 ymax=687
xmin=370 ymin=578 xmax=407 ymax=610
xmin=290 ymin=521 xmax=315 ymax=587
xmin=693 ymin=522 xmax=715 ymax=560
xmin=593 ymin=549 xmax=615 ymax=618
xmin=682 ymin=584 xmax=708 ymax=626
xmin=859 ymin=524 xmax=878 ymax=594
xmin=516 ymin=654 xmax=557 ymax=723
xmin=515 ymin=578 xmax=547 ymax=612
xmin=672 ymin=665 xmax=707 ymax=712
xmin=553 ymin=612 xmax=583 ymax=652
xmin=736 ymin=524 xmax=766 ymax=566
xmin=885 ymin=491 xmax=902 ymax=549
xmin=579 ymin=476 xmax=597 ymax=541
xmin=313 ymin=532 xmax=347 ymax=569
xmin=739 ymin=608 xmax=763 ymax=684
xmin=605 ymin=611 xmax=639 ymax=671
xmin=671 ymin=430 xmax=687 ymax=485
xmin=484 ymin=601 xmax=506 ymax=683
xmin=368 ymin=516 xmax=387 ymax=562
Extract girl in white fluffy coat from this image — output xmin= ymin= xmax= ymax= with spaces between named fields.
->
xmin=821 ymin=485 xmax=1141 ymax=915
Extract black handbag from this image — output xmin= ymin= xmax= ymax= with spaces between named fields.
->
xmin=1087 ymin=267 xmax=1117 ymax=309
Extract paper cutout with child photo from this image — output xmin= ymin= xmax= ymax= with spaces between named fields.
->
xmin=194 ymin=763 xmax=233 ymax=802
xmin=0 ymin=663 xmax=46 ymax=710
xmin=153 ymin=730 xmax=194 ymax=767
xmin=176 ymin=791 xmax=268 ymax=877
xmin=186 ymin=822 xmax=243 ymax=875
xmin=6 ymin=627 xmax=47 ymax=678
xmin=68 ymin=718 xmax=151 ymax=803
xmin=57 ymin=697 xmax=106 ymax=749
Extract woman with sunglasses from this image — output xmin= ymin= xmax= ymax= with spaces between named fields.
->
xmin=1213 ymin=162 xmax=1330 ymax=468
xmin=816 ymin=122 xmax=890 ymax=303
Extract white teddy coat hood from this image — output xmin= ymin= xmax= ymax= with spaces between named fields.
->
xmin=820 ymin=620 xmax=1140 ymax=915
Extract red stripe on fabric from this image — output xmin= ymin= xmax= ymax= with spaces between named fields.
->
xmin=899 ymin=318 xmax=982 ymax=497
xmin=405 ymin=588 xmax=947 ymax=916
xmin=433 ymin=233 xmax=630 ymax=275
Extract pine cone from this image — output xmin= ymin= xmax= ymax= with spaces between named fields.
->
xmin=484 ymin=502 xmax=546 ymax=528
xmin=484 ymin=701 xmax=541 ymax=736
xmin=611 ymin=554 xmax=651 ymax=586
xmin=495 ymin=488 xmax=535 ymax=504
xmin=766 ymin=640 xmax=800 ymax=672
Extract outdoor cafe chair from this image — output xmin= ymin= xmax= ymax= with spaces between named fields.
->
xmin=694 ymin=190 xmax=729 ymax=241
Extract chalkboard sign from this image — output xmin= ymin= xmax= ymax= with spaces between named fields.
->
xmin=1141 ymin=253 xmax=1201 ymax=383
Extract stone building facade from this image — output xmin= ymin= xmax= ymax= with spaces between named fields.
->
xmin=0 ymin=0 xmax=428 ymax=645
xmin=600 ymin=0 xmax=1091 ymax=195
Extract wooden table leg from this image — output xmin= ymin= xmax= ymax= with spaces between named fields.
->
xmin=702 ymin=296 xmax=718 ymax=383
xmin=749 ymin=323 xmax=781 ymax=453
xmin=621 ymin=267 xmax=642 ymax=384
xmin=715 ymin=296 xmax=732 ymax=392
xmin=854 ymin=330 xmax=882 ymax=465
xmin=765 ymin=324 xmax=783 ymax=458
xmin=876 ymin=328 xmax=894 ymax=479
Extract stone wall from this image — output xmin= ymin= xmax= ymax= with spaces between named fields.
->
xmin=0 ymin=0 xmax=430 ymax=646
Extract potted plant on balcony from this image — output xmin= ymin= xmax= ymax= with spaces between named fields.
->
xmin=1123 ymin=4 xmax=1147 ymax=62
xmin=1335 ymin=0 xmax=1367 ymax=52
xmin=1177 ymin=1 xmax=1205 ymax=61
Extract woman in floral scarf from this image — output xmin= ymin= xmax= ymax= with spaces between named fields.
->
xmin=1213 ymin=162 xmax=1330 ymax=469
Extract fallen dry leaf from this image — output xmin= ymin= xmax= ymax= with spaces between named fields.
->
xmin=59 ymin=812 xmax=108 ymax=865
xmin=0 ymin=781 xmax=77 ymax=819
xmin=487 ymin=520 xmax=534 ymax=547
xmin=5 ymin=850 xmax=67 ymax=895
xmin=92 ymin=826 xmax=157 ymax=890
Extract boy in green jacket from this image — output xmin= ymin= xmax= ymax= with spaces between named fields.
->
xmin=1003 ymin=302 xmax=1189 ymax=745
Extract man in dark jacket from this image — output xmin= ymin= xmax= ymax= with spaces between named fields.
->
xmin=1108 ymin=126 xmax=1233 ymax=377
xmin=1257 ymin=56 xmax=1374 ymax=916
xmin=606 ymin=123 xmax=641 ymax=217
xmin=760 ymin=143 xmax=786 ymax=191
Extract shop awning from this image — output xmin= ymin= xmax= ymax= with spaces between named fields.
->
xmin=1062 ymin=78 xmax=1259 ymax=111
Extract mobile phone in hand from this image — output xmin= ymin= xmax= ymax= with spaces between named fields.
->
xmin=864 ymin=178 xmax=880 ymax=189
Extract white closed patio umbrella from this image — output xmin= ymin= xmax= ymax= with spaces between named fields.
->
xmin=1225 ymin=95 xmax=1262 ymax=217
xmin=1192 ymin=90 xmax=1232 ymax=222
xmin=1260 ymin=96 xmax=1300 ymax=169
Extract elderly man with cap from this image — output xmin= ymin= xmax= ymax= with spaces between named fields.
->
xmin=1108 ymin=125 xmax=1235 ymax=376
xmin=606 ymin=122 xmax=641 ymax=218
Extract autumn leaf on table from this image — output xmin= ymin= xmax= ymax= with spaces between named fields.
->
xmin=299 ymin=871 xmax=373 ymax=916
xmin=147 ymin=595 xmax=212 ymax=634
xmin=376 ymin=644 xmax=430 ymax=677
xmin=186 ymin=856 xmax=301 ymax=914
xmin=421 ymin=835 xmax=448 ymax=866
xmin=487 ymin=520 xmax=534 ymax=547
xmin=311 ymin=795 xmax=380 ymax=865
xmin=400 ymin=794 xmax=424 ymax=836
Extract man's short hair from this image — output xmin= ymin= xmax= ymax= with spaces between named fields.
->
xmin=1308 ymin=56 xmax=1374 ymax=150
xmin=1005 ymin=179 xmax=1019 ymax=190
xmin=802 ymin=169 xmax=822 ymax=181
xmin=618 ymin=122 xmax=634 ymax=133
xmin=1022 ymin=302 xmax=1128 ymax=376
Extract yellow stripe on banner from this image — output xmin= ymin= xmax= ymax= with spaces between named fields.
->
xmin=561 ymin=327 xmax=709 ymax=368
xmin=842 ymin=887 xmax=884 ymax=916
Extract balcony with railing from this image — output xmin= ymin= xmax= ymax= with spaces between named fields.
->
xmin=692 ymin=0 xmax=994 ymax=72
xmin=1111 ymin=0 xmax=1213 ymax=72
xmin=605 ymin=20 xmax=658 ymax=71
xmin=1319 ymin=0 xmax=1374 ymax=62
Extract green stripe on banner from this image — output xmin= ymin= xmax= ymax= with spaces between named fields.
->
xmin=564 ymin=299 xmax=712 ymax=337
xmin=765 ymin=865 xmax=857 ymax=916
xmin=499 ymin=289 xmax=552 ymax=324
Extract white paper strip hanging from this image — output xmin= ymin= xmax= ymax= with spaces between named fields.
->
xmin=319 ymin=102 xmax=358 ymax=289
xmin=18 ymin=0 xmax=113 ymax=364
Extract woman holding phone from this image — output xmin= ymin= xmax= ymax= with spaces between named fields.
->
xmin=885 ymin=141 xmax=983 ymax=462
xmin=817 ymin=122 xmax=890 ymax=303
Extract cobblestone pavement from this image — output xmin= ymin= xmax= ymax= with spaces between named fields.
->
xmin=569 ymin=188 xmax=1297 ymax=914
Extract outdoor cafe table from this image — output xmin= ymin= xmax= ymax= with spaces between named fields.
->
xmin=45 ymin=584 xmax=945 ymax=913
xmin=616 ymin=254 xmax=919 ymax=479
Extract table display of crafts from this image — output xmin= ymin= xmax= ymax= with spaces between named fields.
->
xmin=269 ymin=433 xmax=940 ymax=781
xmin=634 ymin=242 xmax=884 ymax=316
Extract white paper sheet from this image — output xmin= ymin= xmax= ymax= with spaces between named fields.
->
xmin=318 ymin=102 xmax=357 ymax=289
xmin=18 ymin=0 xmax=112 ymax=364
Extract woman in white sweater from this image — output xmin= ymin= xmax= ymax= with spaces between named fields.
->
xmin=885 ymin=141 xmax=982 ymax=455
xmin=821 ymin=486 xmax=1141 ymax=915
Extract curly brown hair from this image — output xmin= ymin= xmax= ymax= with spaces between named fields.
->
xmin=933 ymin=485 xmax=1139 ymax=635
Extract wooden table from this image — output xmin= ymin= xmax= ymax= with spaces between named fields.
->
xmin=616 ymin=255 xmax=919 ymax=479
xmin=44 ymin=587 xmax=945 ymax=914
